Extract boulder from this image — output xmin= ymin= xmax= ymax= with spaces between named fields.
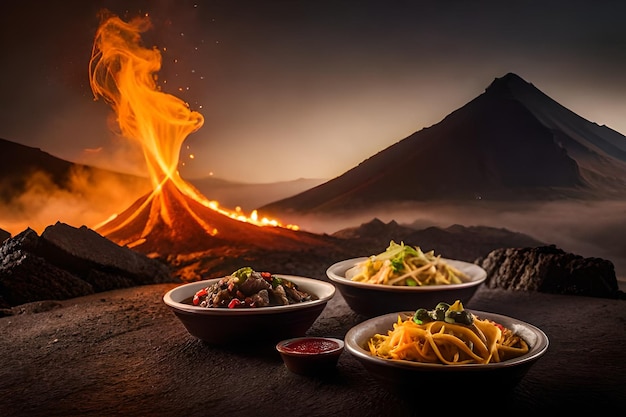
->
xmin=0 ymin=222 xmax=175 ymax=310
xmin=476 ymin=245 xmax=625 ymax=299
xmin=0 ymin=249 xmax=95 ymax=308
xmin=40 ymin=222 xmax=173 ymax=288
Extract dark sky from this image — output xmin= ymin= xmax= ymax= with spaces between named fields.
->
xmin=2 ymin=0 xmax=626 ymax=182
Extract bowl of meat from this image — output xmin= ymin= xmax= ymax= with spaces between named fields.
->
xmin=326 ymin=241 xmax=487 ymax=317
xmin=163 ymin=267 xmax=336 ymax=345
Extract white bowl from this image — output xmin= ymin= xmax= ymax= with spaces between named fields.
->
xmin=344 ymin=310 xmax=549 ymax=396
xmin=163 ymin=275 xmax=336 ymax=345
xmin=326 ymin=257 xmax=487 ymax=317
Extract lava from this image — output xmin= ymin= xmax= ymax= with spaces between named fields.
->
xmin=88 ymin=11 xmax=305 ymax=256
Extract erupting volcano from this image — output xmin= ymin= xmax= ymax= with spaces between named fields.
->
xmin=88 ymin=12 xmax=324 ymax=257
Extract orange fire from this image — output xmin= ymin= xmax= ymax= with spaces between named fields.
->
xmin=88 ymin=12 xmax=297 ymax=241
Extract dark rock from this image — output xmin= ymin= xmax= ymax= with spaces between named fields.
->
xmin=477 ymin=245 xmax=625 ymax=299
xmin=0 ymin=227 xmax=40 ymax=256
xmin=0 ymin=250 xmax=95 ymax=308
xmin=0 ymin=228 xmax=9 ymax=243
xmin=41 ymin=222 xmax=173 ymax=287
xmin=0 ymin=222 xmax=176 ymax=308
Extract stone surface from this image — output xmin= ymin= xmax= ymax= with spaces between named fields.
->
xmin=0 ymin=283 xmax=623 ymax=416
xmin=1 ymin=221 xmax=623 ymax=312
xmin=1 ymin=222 xmax=624 ymax=415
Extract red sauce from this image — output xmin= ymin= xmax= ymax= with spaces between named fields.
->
xmin=282 ymin=338 xmax=340 ymax=354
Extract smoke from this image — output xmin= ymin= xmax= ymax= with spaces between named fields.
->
xmin=78 ymin=129 xmax=150 ymax=179
xmin=0 ymin=165 xmax=150 ymax=236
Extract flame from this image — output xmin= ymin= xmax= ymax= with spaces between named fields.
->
xmin=89 ymin=12 xmax=297 ymax=240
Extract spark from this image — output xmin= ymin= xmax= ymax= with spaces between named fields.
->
xmin=84 ymin=147 xmax=103 ymax=153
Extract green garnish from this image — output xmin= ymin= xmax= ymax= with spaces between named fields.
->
xmin=412 ymin=300 xmax=474 ymax=326
xmin=231 ymin=267 xmax=254 ymax=283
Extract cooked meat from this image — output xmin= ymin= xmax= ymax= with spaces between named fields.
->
xmin=284 ymin=286 xmax=312 ymax=303
xmin=191 ymin=268 xmax=313 ymax=309
xmin=271 ymin=285 xmax=290 ymax=305
xmin=239 ymin=274 xmax=271 ymax=295
xmin=249 ymin=289 xmax=270 ymax=307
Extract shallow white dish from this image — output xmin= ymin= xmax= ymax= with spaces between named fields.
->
xmin=326 ymin=257 xmax=487 ymax=317
xmin=163 ymin=275 xmax=336 ymax=345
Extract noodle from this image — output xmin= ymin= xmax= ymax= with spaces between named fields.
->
xmin=368 ymin=309 xmax=530 ymax=365
xmin=347 ymin=241 xmax=468 ymax=286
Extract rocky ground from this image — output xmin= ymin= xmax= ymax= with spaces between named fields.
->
xmin=1 ymin=220 xmax=624 ymax=416
xmin=1 ymin=282 xmax=624 ymax=416
xmin=2 ymin=220 xmax=623 ymax=313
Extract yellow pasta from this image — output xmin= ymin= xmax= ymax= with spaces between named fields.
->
xmin=347 ymin=241 xmax=469 ymax=286
xmin=368 ymin=301 xmax=529 ymax=365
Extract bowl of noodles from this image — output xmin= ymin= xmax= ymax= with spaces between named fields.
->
xmin=344 ymin=300 xmax=549 ymax=397
xmin=163 ymin=267 xmax=336 ymax=345
xmin=326 ymin=242 xmax=487 ymax=317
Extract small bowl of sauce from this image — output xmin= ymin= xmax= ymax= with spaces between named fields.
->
xmin=276 ymin=337 xmax=344 ymax=375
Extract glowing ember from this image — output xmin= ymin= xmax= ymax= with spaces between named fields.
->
xmin=88 ymin=11 xmax=297 ymax=245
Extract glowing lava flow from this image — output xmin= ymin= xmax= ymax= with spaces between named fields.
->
xmin=89 ymin=12 xmax=296 ymax=247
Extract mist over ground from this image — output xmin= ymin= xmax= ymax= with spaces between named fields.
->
xmin=277 ymin=199 xmax=626 ymax=284
xmin=2 ymin=174 xmax=623 ymax=287
xmin=0 ymin=168 xmax=151 ymax=236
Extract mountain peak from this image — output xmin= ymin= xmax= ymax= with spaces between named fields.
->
xmin=492 ymin=72 xmax=526 ymax=83
xmin=485 ymin=72 xmax=532 ymax=97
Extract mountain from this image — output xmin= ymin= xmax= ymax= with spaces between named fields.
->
xmin=0 ymin=138 xmax=153 ymax=236
xmin=188 ymin=176 xmax=326 ymax=211
xmin=258 ymin=73 xmax=626 ymax=216
xmin=331 ymin=218 xmax=545 ymax=263
xmin=0 ymin=138 xmax=323 ymax=210
xmin=0 ymin=138 xmax=323 ymax=236
xmin=0 ymin=138 xmax=150 ymax=203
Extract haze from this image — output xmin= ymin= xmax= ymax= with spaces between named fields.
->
xmin=2 ymin=176 xmax=624 ymax=285
xmin=276 ymin=199 xmax=626 ymax=284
